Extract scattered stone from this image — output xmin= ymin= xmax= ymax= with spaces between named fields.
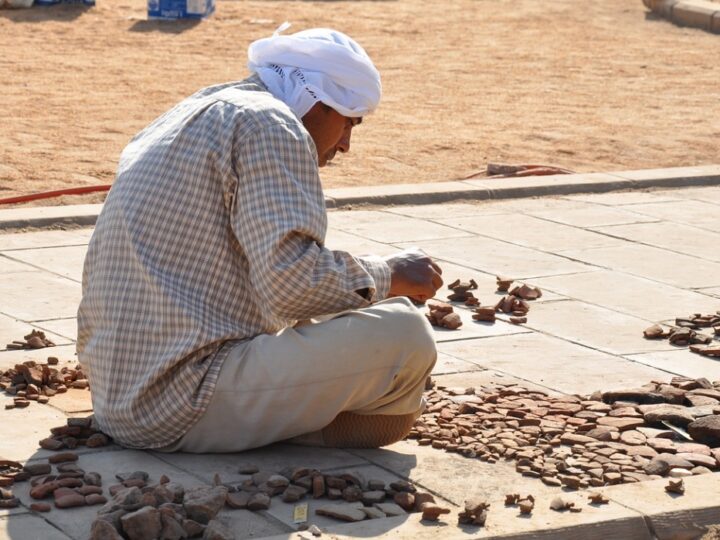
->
xmin=90 ymin=519 xmax=124 ymax=540
xmin=121 ymin=506 xmax=162 ymax=540
xmin=665 ymin=479 xmax=685 ymax=495
xmin=203 ymin=519 xmax=235 ymax=540
xmin=588 ymin=492 xmax=609 ymax=505
xmin=184 ymin=486 xmax=228 ymax=524
xmin=458 ymin=497 xmax=489 ymax=526
xmin=315 ymin=503 xmax=366 ymax=522
xmin=246 ymin=492 xmax=270 ymax=511
xmin=420 ymin=502 xmax=450 ymax=521
xmin=373 ymin=502 xmax=406 ymax=517
xmin=30 ymin=502 xmax=52 ymax=512
xmin=687 ymin=415 xmax=720 ymax=447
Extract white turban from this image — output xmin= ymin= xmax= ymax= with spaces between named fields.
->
xmin=247 ymin=24 xmax=381 ymax=119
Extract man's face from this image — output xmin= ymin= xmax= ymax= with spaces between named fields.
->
xmin=302 ymin=103 xmax=362 ymax=167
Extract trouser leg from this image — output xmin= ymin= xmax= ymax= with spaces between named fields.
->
xmin=160 ymin=297 xmax=436 ymax=453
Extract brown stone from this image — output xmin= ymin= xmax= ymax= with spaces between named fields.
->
xmin=30 ymin=502 xmax=51 ymax=512
xmin=48 ymin=452 xmax=78 ymax=464
xmin=687 ymin=415 xmax=720 ymax=446
xmin=420 ymin=502 xmax=451 ymax=521
xmin=596 ymin=417 xmax=644 ymax=431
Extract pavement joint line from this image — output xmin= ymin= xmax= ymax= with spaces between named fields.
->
xmin=1 ymin=166 xmax=718 ymax=231
xmin=0 ymin=252 xmax=82 ymax=284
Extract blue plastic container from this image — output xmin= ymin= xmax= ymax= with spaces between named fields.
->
xmin=147 ymin=0 xmax=214 ymax=19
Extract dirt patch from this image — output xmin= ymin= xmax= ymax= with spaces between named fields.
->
xmin=1 ymin=0 xmax=719 ymax=203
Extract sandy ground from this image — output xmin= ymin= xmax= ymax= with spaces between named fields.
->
xmin=1 ymin=0 xmax=719 ymax=204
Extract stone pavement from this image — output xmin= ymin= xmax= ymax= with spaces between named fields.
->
xmin=1 ymin=183 xmax=720 ymax=539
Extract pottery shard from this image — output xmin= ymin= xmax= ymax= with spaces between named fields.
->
xmin=203 ymin=519 xmax=235 ymax=540
xmin=159 ymin=513 xmax=186 ymax=540
xmin=312 ymin=474 xmax=325 ymax=499
xmin=394 ymin=492 xmax=415 ymax=512
xmin=420 ymin=503 xmax=451 ymax=521
xmin=183 ymin=486 xmax=228 ymax=524
xmin=281 ymin=485 xmax=307 ymax=503
xmin=246 ymin=492 xmax=271 ymax=511
xmin=620 ymin=430 xmax=647 ymax=446
xmin=225 ymin=491 xmax=250 ymax=509
xmin=374 ymin=502 xmax=407 ymax=517
xmin=643 ymin=406 xmax=696 ymax=427
xmin=596 ymin=417 xmax=644 ymax=432
xmin=316 ymin=503 xmax=366 ymax=522
xmin=687 ymin=415 xmax=720 ymax=446
xmin=55 ymin=492 xmax=86 ymax=509
xmin=23 ymin=463 xmax=51 ymax=476
xmin=560 ymin=433 xmax=596 ymax=445
xmin=644 ymin=453 xmax=694 ymax=476
xmin=361 ymin=490 xmax=386 ymax=505
xmin=676 ymin=453 xmax=717 ymax=469
xmin=38 ymin=438 xmax=65 ymax=451
xmin=643 ymin=325 xmax=666 ymax=339
xmin=585 ymin=427 xmax=617 ymax=441
xmin=90 ymin=520 xmax=124 ymax=540
xmin=602 ymin=389 xmax=664 ymax=404
xmin=48 ymin=452 xmax=78 ymax=464
xmin=121 ymin=506 xmax=162 ymax=540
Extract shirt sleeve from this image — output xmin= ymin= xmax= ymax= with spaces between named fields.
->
xmin=230 ymin=120 xmax=391 ymax=321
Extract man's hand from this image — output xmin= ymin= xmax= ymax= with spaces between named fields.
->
xmin=383 ymin=248 xmax=443 ymax=303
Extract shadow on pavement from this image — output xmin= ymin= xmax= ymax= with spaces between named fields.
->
xmin=5 ymin=433 xmax=420 ymax=539
xmin=0 ymin=4 xmax=90 ymax=23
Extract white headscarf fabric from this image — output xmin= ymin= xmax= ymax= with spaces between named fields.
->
xmin=247 ymin=24 xmax=381 ymax=119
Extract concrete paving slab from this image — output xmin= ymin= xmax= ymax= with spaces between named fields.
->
xmin=352 ymin=440 xmax=563 ymax=506
xmin=213 ymin=509 xmax=292 ymax=538
xmin=0 ymin=271 xmax=81 ymax=320
xmin=0 ymin=229 xmax=93 ymax=251
xmin=528 ymin=206 xmax=658 ymax=228
xmin=4 ymin=246 xmax=86 ymax=283
xmin=0 ymin=514 xmax=72 ymax=540
xmin=624 ymin=350 xmax=720 ymax=381
xmin=562 ymin=190 xmax=683 ymax=206
xmin=524 ymin=300 xmax=679 ymax=356
xmin=531 ymin=270 xmax=719 ymax=321
xmin=561 ymin=244 xmax=720 ymax=289
xmin=591 ymin=221 xmax=720 ymax=263
xmin=697 ymin=286 xmax=720 ymax=298
xmin=383 ymin=201 xmax=504 ymax=220
xmin=600 ymin=473 xmax=720 ymax=540
xmin=453 ymin=196 xmax=598 ymax=215
xmin=328 ymin=210 xmax=472 ymax=243
xmin=0 ymin=344 xmax=77 ymax=372
xmin=324 ymin=228 xmax=398 ymax=257
xmin=400 ymin=236 xmax=591 ymax=280
xmin=325 ymin=181 xmax=484 ymax=207
xmin=0 ymin=399 xmax=69 ymax=462
xmin=652 ymin=185 xmax=720 ymax=203
xmin=11 ymin=449 xmax=207 ymax=540
xmin=434 ymin=214 xmax=625 ymax=252
xmin=152 ymin=443 xmax=370 ymax=487
xmin=31 ymin=318 xmax=77 ymax=343
xmin=438 ymin=333 xmax=671 ymax=394
xmin=0 ymin=314 xmax=71 ymax=351
xmin=0 ymin=256 xmax=37 ymax=275
xmin=432 ymin=352 xmax=484 ymax=376
xmin=622 ymin=200 xmax=720 ymax=232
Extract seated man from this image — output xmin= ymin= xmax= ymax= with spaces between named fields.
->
xmin=77 ymin=26 xmax=442 ymax=453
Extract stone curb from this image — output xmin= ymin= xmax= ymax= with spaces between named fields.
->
xmin=643 ymin=0 xmax=720 ymax=34
xmin=0 ymin=165 xmax=718 ymax=230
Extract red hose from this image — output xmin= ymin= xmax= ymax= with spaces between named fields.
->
xmin=0 ymin=185 xmax=112 ymax=206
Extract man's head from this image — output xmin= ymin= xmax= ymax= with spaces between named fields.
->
xmin=248 ymin=26 xmax=380 ymax=165
xmin=301 ymin=103 xmax=362 ymax=167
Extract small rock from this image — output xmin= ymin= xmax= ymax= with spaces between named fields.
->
xmin=237 ymin=464 xmax=259 ymax=475
xmin=315 ymin=503 xmax=366 ymax=522
xmin=393 ymin=491 xmax=415 ymax=512
xmin=121 ymin=506 xmax=162 ymax=540
xmin=90 ymin=519 xmax=124 ymax=540
xmin=48 ymin=452 xmax=78 ymax=464
xmin=373 ymin=502 xmax=406 ymax=517
xmin=203 ymin=519 xmax=235 ymax=540
xmin=30 ymin=502 xmax=52 ymax=512
xmin=588 ymin=493 xmax=609 ymax=505
xmin=420 ymin=502 xmax=450 ymax=521
xmin=282 ymin=485 xmax=307 ymax=503
xmin=687 ymin=415 xmax=720 ymax=446
xmin=183 ymin=519 xmax=206 ymax=537
xmin=226 ymin=491 xmax=250 ymax=509
xmin=246 ymin=492 xmax=270 ymax=511
xmin=665 ymin=479 xmax=685 ymax=495
xmin=183 ymin=486 xmax=228 ymax=524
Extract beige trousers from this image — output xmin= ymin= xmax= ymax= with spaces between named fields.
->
xmin=159 ymin=297 xmax=436 ymax=453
